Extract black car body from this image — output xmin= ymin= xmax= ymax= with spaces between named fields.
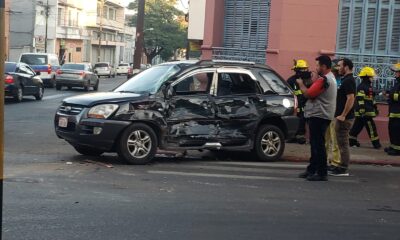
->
xmin=55 ymin=60 xmax=299 ymax=164
xmin=4 ymin=62 xmax=44 ymax=102
xmin=55 ymin=63 xmax=99 ymax=91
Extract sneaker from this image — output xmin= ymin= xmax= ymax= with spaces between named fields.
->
xmin=306 ymin=174 xmax=328 ymax=181
xmin=327 ymin=165 xmax=336 ymax=172
xmin=298 ymin=171 xmax=312 ymax=179
xmin=328 ymin=167 xmax=349 ymax=177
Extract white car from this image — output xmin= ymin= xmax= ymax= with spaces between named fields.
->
xmin=94 ymin=62 xmax=116 ymax=78
xmin=116 ymin=63 xmax=130 ymax=75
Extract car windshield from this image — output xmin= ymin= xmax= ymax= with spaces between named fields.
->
xmin=5 ymin=63 xmax=17 ymax=73
xmin=61 ymin=64 xmax=85 ymax=70
xmin=95 ymin=63 xmax=109 ymax=68
xmin=20 ymin=55 xmax=48 ymax=65
xmin=114 ymin=65 xmax=180 ymax=94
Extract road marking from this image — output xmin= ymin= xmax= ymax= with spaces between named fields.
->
xmin=158 ymin=164 xmax=297 ymax=174
xmin=148 ymin=170 xmax=359 ymax=183
xmin=43 ymin=93 xmax=74 ymax=100
xmin=211 ymin=161 xmax=307 ymax=169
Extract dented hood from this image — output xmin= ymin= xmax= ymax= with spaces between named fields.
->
xmin=62 ymin=92 xmax=149 ymax=107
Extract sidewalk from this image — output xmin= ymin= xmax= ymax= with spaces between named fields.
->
xmin=283 ymin=142 xmax=400 ymax=167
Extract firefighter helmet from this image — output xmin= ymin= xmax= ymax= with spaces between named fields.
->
xmin=390 ymin=63 xmax=400 ymax=72
xmin=292 ymin=59 xmax=308 ymax=70
xmin=358 ymin=67 xmax=376 ymax=77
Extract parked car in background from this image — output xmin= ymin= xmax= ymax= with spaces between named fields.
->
xmin=94 ymin=62 xmax=115 ymax=78
xmin=116 ymin=63 xmax=130 ymax=75
xmin=55 ymin=60 xmax=298 ymax=165
xmin=4 ymin=62 xmax=44 ymax=102
xmin=19 ymin=53 xmax=60 ymax=88
xmin=55 ymin=63 xmax=99 ymax=91
xmin=127 ymin=63 xmax=149 ymax=79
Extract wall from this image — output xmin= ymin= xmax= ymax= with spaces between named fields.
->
xmin=5 ymin=0 xmax=9 ymax=60
xmin=266 ymin=0 xmax=340 ymax=79
xmin=188 ymin=0 xmax=206 ymax=40
xmin=201 ymin=0 xmax=225 ymax=59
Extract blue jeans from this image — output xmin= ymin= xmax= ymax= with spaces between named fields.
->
xmin=306 ymin=117 xmax=331 ymax=176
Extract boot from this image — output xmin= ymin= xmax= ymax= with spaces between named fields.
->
xmin=372 ymin=141 xmax=382 ymax=149
xmin=387 ymin=148 xmax=400 ymax=156
xmin=349 ymin=138 xmax=360 ymax=147
xmin=296 ymin=137 xmax=306 ymax=145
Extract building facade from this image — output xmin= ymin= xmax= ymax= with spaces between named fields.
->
xmin=193 ymin=0 xmax=400 ymax=88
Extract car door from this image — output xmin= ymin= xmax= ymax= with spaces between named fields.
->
xmin=213 ymin=68 xmax=263 ymax=145
xmin=166 ymin=69 xmax=218 ymax=146
xmin=16 ymin=64 xmax=36 ymax=94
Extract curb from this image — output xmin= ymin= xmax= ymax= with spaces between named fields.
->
xmin=282 ymin=156 xmax=400 ymax=167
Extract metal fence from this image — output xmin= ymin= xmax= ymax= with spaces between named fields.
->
xmin=336 ymin=53 xmax=399 ymax=102
xmin=212 ymin=47 xmax=266 ymax=64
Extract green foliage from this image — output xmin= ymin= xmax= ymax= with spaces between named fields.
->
xmin=128 ymin=0 xmax=187 ymax=63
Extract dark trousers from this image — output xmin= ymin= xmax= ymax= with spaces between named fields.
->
xmin=389 ymin=118 xmax=400 ymax=150
xmin=306 ymin=117 xmax=331 ymax=176
xmin=295 ymin=112 xmax=306 ymax=139
xmin=349 ymin=117 xmax=380 ymax=145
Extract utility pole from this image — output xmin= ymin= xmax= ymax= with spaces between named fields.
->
xmin=0 ymin=0 xmax=5 ymax=238
xmin=44 ymin=0 xmax=50 ymax=53
xmin=98 ymin=0 xmax=104 ymax=63
xmin=133 ymin=0 xmax=145 ymax=69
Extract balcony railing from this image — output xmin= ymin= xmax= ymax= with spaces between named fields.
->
xmin=212 ymin=47 xmax=266 ymax=64
xmin=336 ymin=52 xmax=399 ymax=102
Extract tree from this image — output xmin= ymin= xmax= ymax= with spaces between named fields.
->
xmin=128 ymin=0 xmax=187 ymax=64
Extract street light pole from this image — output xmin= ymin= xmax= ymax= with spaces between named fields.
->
xmin=44 ymin=0 xmax=49 ymax=53
xmin=133 ymin=0 xmax=145 ymax=69
xmin=98 ymin=0 xmax=105 ymax=63
xmin=0 ymin=0 xmax=5 ymax=239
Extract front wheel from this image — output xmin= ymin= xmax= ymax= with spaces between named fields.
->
xmin=14 ymin=87 xmax=23 ymax=102
xmin=34 ymin=86 xmax=44 ymax=100
xmin=56 ymin=84 xmax=62 ymax=91
xmin=253 ymin=125 xmax=285 ymax=162
xmin=117 ymin=123 xmax=158 ymax=165
xmin=50 ymin=77 xmax=56 ymax=88
xmin=93 ymin=81 xmax=99 ymax=91
xmin=74 ymin=145 xmax=104 ymax=156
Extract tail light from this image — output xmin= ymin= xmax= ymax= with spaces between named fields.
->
xmin=48 ymin=64 xmax=52 ymax=74
xmin=56 ymin=69 xmax=62 ymax=75
xmin=5 ymin=75 xmax=14 ymax=84
xmin=293 ymin=95 xmax=299 ymax=116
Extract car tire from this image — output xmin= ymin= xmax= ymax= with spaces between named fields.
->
xmin=253 ymin=125 xmax=285 ymax=162
xmin=14 ymin=86 xmax=23 ymax=102
xmin=94 ymin=81 xmax=99 ymax=91
xmin=34 ymin=86 xmax=44 ymax=100
xmin=74 ymin=145 xmax=104 ymax=156
xmin=50 ymin=77 xmax=56 ymax=88
xmin=84 ymin=85 xmax=89 ymax=91
xmin=68 ymin=86 xmax=72 ymax=90
xmin=117 ymin=123 xmax=158 ymax=165
xmin=108 ymin=74 xmax=111 ymax=78
xmin=56 ymin=84 xmax=62 ymax=91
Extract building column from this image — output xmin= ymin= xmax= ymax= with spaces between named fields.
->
xmin=201 ymin=0 xmax=225 ymax=60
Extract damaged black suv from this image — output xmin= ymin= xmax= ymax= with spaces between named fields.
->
xmin=55 ymin=60 xmax=299 ymax=164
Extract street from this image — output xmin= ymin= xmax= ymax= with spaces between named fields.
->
xmin=3 ymin=76 xmax=400 ymax=240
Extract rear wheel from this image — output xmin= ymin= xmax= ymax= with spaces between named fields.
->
xmin=34 ymin=86 xmax=44 ymax=100
xmin=14 ymin=87 xmax=23 ymax=102
xmin=94 ymin=81 xmax=99 ymax=91
xmin=117 ymin=123 xmax=158 ymax=165
xmin=50 ymin=77 xmax=56 ymax=88
xmin=56 ymin=84 xmax=62 ymax=90
xmin=253 ymin=125 xmax=285 ymax=162
xmin=74 ymin=145 xmax=104 ymax=156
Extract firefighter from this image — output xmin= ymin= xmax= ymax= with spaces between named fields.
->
xmin=287 ymin=59 xmax=310 ymax=144
xmin=349 ymin=67 xmax=382 ymax=149
xmin=384 ymin=63 xmax=400 ymax=156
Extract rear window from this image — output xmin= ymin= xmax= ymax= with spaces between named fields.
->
xmin=61 ymin=64 xmax=85 ymax=70
xmin=94 ymin=63 xmax=109 ymax=68
xmin=119 ymin=64 xmax=129 ymax=67
xmin=20 ymin=54 xmax=48 ymax=65
xmin=5 ymin=63 xmax=17 ymax=73
xmin=259 ymin=71 xmax=291 ymax=95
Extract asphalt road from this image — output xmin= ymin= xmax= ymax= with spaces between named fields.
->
xmin=3 ymin=76 xmax=400 ymax=240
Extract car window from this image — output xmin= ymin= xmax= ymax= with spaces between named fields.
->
xmin=259 ymin=71 xmax=291 ymax=95
xmin=20 ymin=54 xmax=48 ymax=65
xmin=119 ymin=64 xmax=129 ymax=67
xmin=217 ymin=73 xmax=259 ymax=96
xmin=174 ymin=72 xmax=213 ymax=95
xmin=61 ymin=64 xmax=85 ymax=70
xmin=94 ymin=63 xmax=109 ymax=68
xmin=5 ymin=63 xmax=17 ymax=73
xmin=50 ymin=56 xmax=59 ymax=66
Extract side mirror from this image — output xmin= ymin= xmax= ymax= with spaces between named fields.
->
xmin=167 ymin=86 xmax=175 ymax=98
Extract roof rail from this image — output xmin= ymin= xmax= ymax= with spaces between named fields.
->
xmin=196 ymin=59 xmax=257 ymax=66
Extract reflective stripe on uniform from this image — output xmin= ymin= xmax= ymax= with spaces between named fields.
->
xmin=357 ymin=92 xmax=366 ymax=97
xmin=389 ymin=113 xmax=400 ymax=118
xmin=391 ymin=144 xmax=400 ymax=150
xmin=365 ymin=112 xmax=377 ymax=117
xmin=364 ymin=96 xmax=373 ymax=101
xmin=358 ymin=101 xmax=365 ymax=105
xmin=294 ymin=90 xmax=303 ymax=95
xmin=394 ymin=93 xmax=399 ymax=102
xmin=367 ymin=121 xmax=377 ymax=140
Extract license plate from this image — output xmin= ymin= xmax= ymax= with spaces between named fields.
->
xmin=58 ymin=117 xmax=68 ymax=128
